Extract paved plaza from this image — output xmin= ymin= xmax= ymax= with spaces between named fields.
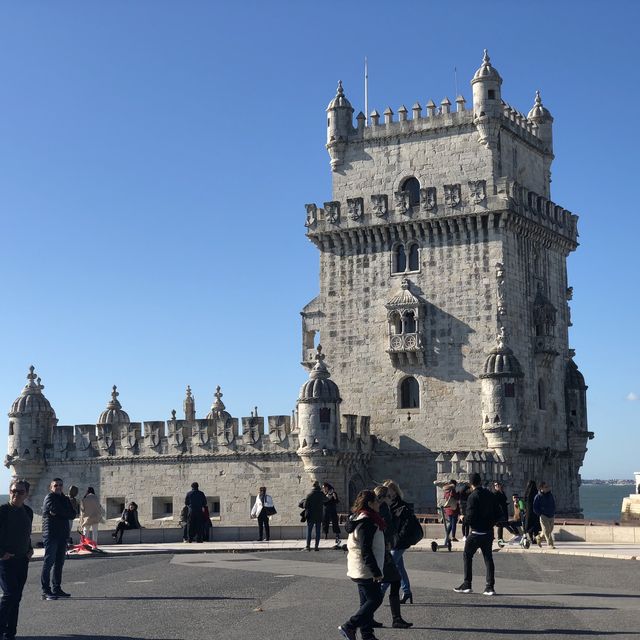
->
xmin=17 ymin=546 xmax=640 ymax=639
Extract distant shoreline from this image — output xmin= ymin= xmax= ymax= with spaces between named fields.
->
xmin=582 ymin=479 xmax=634 ymax=485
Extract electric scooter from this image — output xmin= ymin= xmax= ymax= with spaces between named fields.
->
xmin=430 ymin=506 xmax=452 ymax=552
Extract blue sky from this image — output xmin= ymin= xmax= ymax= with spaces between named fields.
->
xmin=0 ymin=1 xmax=638 ymax=487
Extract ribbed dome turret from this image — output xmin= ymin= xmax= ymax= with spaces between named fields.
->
xmin=565 ymin=359 xmax=587 ymax=390
xmin=480 ymin=331 xmax=523 ymax=378
xmin=326 ymin=80 xmax=353 ymax=111
xmin=298 ymin=346 xmax=341 ymax=403
xmin=206 ymin=385 xmax=231 ymax=421
xmin=97 ymin=385 xmax=130 ymax=425
xmin=9 ymin=366 xmax=56 ymax=417
xmin=387 ymin=278 xmax=421 ymax=307
xmin=527 ymin=90 xmax=552 ymax=122
xmin=472 ymin=49 xmax=502 ymax=84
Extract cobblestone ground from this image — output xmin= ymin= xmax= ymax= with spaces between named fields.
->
xmin=18 ymin=550 xmax=640 ymax=639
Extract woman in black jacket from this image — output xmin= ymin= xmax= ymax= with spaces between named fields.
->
xmin=112 ymin=502 xmax=140 ymax=544
xmin=373 ymin=485 xmax=412 ymax=629
xmin=322 ymin=482 xmax=341 ymax=545
xmin=523 ymin=480 xmax=540 ymax=543
xmin=383 ymin=479 xmax=414 ymax=604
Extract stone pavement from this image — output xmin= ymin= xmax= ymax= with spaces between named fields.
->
xmin=30 ymin=537 xmax=640 ymax=561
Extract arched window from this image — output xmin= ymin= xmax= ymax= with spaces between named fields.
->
xmin=404 ymin=311 xmax=416 ymax=333
xmin=407 ymin=243 xmax=419 ymax=271
xmin=393 ymin=244 xmax=406 ymax=273
xmin=400 ymin=377 xmax=420 ymax=409
xmin=537 ymin=379 xmax=546 ymax=410
xmin=401 ymin=177 xmax=421 ymax=207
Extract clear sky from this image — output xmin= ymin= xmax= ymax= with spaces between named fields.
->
xmin=0 ymin=1 xmax=638 ymax=487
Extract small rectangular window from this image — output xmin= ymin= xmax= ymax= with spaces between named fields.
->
xmin=8 ymin=422 xmax=14 ymax=436
xmin=210 ymin=498 xmax=221 ymax=517
xmin=504 ymin=383 xmax=515 ymax=398
xmin=488 ymin=89 xmax=496 ymax=100
xmin=152 ymin=497 xmax=173 ymax=519
xmin=106 ymin=497 xmax=125 ymax=519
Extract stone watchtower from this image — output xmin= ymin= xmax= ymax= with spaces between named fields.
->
xmin=302 ymin=51 xmax=593 ymax=515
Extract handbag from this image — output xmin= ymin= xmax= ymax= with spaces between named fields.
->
xmin=264 ymin=506 xmax=277 ymax=516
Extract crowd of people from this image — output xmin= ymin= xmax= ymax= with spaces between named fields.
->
xmin=0 ymin=473 xmax=557 ymax=640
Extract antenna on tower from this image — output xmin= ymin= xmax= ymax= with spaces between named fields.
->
xmin=364 ymin=57 xmax=369 ymax=126
xmin=454 ymin=66 xmax=459 ymax=99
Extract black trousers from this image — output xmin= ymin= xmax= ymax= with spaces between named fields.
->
xmin=257 ymin=511 xmax=270 ymax=541
xmin=40 ymin=536 xmax=66 ymax=593
xmin=187 ymin=511 xmax=204 ymax=542
xmin=0 ymin=556 xmax=29 ymax=639
xmin=462 ymin=533 xmax=495 ymax=588
xmin=345 ymin=578 xmax=383 ymax=639
xmin=322 ymin=510 xmax=341 ymax=537
xmin=114 ymin=522 xmax=137 ymax=542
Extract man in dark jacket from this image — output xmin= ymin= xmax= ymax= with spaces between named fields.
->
xmin=300 ymin=481 xmax=324 ymax=551
xmin=454 ymin=473 xmax=500 ymax=596
xmin=40 ymin=477 xmax=76 ymax=600
xmin=533 ymin=482 xmax=556 ymax=548
xmin=0 ymin=479 xmax=33 ymax=639
xmin=184 ymin=482 xmax=207 ymax=543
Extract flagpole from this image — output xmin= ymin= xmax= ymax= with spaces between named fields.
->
xmin=365 ymin=57 xmax=369 ymax=126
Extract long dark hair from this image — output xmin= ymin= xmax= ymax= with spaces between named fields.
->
xmin=351 ymin=489 xmax=376 ymax=513
xmin=524 ymin=480 xmax=538 ymax=503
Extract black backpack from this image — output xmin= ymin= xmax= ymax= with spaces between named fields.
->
xmin=396 ymin=504 xmax=424 ymax=548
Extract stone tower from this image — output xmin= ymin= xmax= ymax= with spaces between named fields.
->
xmin=6 ymin=366 xmax=57 ymax=484
xmin=302 ymin=51 xmax=593 ymax=515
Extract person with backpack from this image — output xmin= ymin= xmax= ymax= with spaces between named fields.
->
xmin=434 ymin=478 xmax=460 ymax=543
xmin=383 ymin=479 xmax=422 ymax=604
xmin=453 ymin=472 xmax=501 ymax=596
xmin=373 ymin=485 xmax=413 ymax=629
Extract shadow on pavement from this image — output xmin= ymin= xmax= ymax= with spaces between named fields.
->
xmin=24 ymin=637 xmax=182 ymax=640
xmin=423 ymin=629 xmax=639 ymax=636
xmin=70 ymin=595 xmax=252 ymax=601
xmin=419 ymin=602 xmax=614 ymax=611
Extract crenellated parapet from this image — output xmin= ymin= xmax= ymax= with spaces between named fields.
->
xmin=305 ymin=177 xmax=577 ymax=252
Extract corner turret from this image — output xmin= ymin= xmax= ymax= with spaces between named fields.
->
xmin=97 ymin=386 xmax=130 ymax=425
xmin=6 ymin=366 xmax=57 ymax=475
xmin=527 ymin=90 xmax=554 ymax=153
xmin=326 ymin=81 xmax=354 ymax=171
xmin=471 ymin=49 xmax=503 ymax=119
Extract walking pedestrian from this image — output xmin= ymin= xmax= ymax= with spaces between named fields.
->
xmin=250 ymin=486 xmax=275 ymax=542
xmin=0 ymin=479 xmax=33 ymax=640
xmin=338 ymin=490 xmax=385 ymax=640
xmin=80 ymin=487 xmax=104 ymax=544
xmin=454 ymin=472 xmax=501 ymax=596
xmin=458 ymin=483 xmax=471 ymax=540
xmin=373 ymin=485 xmax=412 ymax=629
xmin=184 ymin=482 xmax=207 ymax=543
xmin=523 ymin=480 xmax=541 ymax=545
xmin=533 ymin=482 xmax=556 ymax=548
xmin=111 ymin=502 xmax=140 ymax=544
xmin=322 ymin=482 xmax=342 ymax=546
xmin=434 ymin=478 xmax=460 ymax=543
xmin=40 ymin=477 xmax=76 ymax=600
xmin=300 ymin=481 xmax=324 ymax=551
xmin=383 ymin=479 xmax=415 ymax=604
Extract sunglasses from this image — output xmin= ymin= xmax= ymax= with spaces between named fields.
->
xmin=10 ymin=489 xmax=26 ymax=495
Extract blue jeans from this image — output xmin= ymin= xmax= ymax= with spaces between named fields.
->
xmin=306 ymin=520 xmax=321 ymax=549
xmin=391 ymin=548 xmax=411 ymax=595
xmin=445 ymin=514 xmax=458 ymax=543
xmin=40 ymin=536 xmax=67 ymax=593
xmin=0 ymin=556 xmax=29 ymax=639
xmin=344 ymin=578 xmax=383 ymax=639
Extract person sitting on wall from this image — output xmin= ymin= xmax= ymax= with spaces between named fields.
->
xmin=111 ymin=502 xmax=140 ymax=544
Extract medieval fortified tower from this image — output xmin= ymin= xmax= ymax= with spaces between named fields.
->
xmin=6 ymin=52 xmax=593 ymax=526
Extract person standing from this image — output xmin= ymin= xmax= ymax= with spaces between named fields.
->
xmin=300 ymin=481 xmax=324 ymax=551
xmin=0 ymin=479 xmax=33 ymax=640
xmin=434 ymin=479 xmax=460 ymax=543
xmin=80 ymin=487 xmax=103 ymax=544
xmin=338 ymin=490 xmax=385 ymax=640
xmin=454 ymin=472 xmax=500 ymax=596
xmin=111 ymin=502 xmax=140 ymax=544
xmin=458 ymin=483 xmax=471 ymax=540
xmin=533 ymin=482 xmax=556 ymax=548
xmin=184 ymin=482 xmax=207 ymax=543
xmin=67 ymin=486 xmax=80 ymax=544
xmin=373 ymin=485 xmax=412 ymax=629
xmin=523 ymin=480 xmax=540 ymax=545
xmin=492 ymin=481 xmax=510 ymax=543
xmin=383 ymin=479 xmax=414 ymax=604
xmin=250 ymin=486 xmax=274 ymax=542
xmin=41 ymin=477 xmax=76 ymax=600
xmin=322 ymin=482 xmax=341 ymax=546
